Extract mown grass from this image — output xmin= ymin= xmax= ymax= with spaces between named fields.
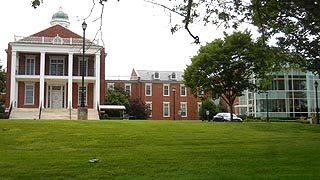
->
xmin=0 ymin=120 xmax=320 ymax=180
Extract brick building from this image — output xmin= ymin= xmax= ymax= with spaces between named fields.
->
xmin=5 ymin=9 xmax=105 ymax=119
xmin=106 ymin=69 xmax=202 ymax=120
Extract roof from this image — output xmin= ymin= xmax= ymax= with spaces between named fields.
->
xmin=99 ymin=105 xmax=126 ymax=110
xmin=133 ymin=70 xmax=184 ymax=81
xmin=31 ymin=25 xmax=81 ymax=38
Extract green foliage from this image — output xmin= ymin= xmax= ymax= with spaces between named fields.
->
xmin=184 ymin=31 xmax=278 ymax=118
xmin=199 ymin=98 xmax=219 ymax=120
xmin=1 ymin=120 xmax=320 ymax=179
xmin=104 ymin=86 xmax=129 ymax=118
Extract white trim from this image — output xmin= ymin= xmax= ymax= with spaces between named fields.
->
xmin=10 ymin=51 xmax=17 ymax=107
xmin=78 ymin=84 xmax=88 ymax=106
xmin=163 ymin=102 xmax=170 ymax=117
xmin=78 ymin=57 xmax=89 ymax=76
xmin=95 ymin=52 xmax=100 ymax=108
xmin=25 ymin=55 xmax=36 ymax=75
xmin=180 ymin=84 xmax=187 ymax=97
xmin=49 ymin=56 xmax=65 ymax=76
xmin=25 ymin=83 xmax=35 ymax=105
xmin=125 ymin=83 xmax=131 ymax=96
xmin=146 ymin=101 xmax=152 ymax=118
xmin=68 ymin=53 xmax=73 ymax=109
xmin=180 ymin=102 xmax=188 ymax=117
xmin=163 ymin=84 xmax=170 ymax=96
xmin=39 ymin=52 xmax=45 ymax=108
xmin=145 ymin=83 xmax=152 ymax=96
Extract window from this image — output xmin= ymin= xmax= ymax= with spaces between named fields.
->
xmin=163 ymin=102 xmax=170 ymax=117
xmin=125 ymin=83 xmax=131 ymax=96
xmin=154 ymin=72 xmax=160 ymax=79
xmin=25 ymin=56 xmax=35 ymax=75
xmin=180 ymin=84 xmax=186 ymax=96
xmin=25 ymin=83 xmax=34 ymax=104
xmin=53 ymin=36 xmax=63 ymax=44
xmin=145 ymin=83 xmax=152 ymax=96
xmin=78 ymin=57 xmax=88 ymax=76
xmin=107 ymin=83 xmax=114 ymax=91
xmin=146 ymin=101 xmax=152 ymax=118
xmin=50 ymin=57 xmax=64 ymax=76
xmin=163 ymin=84 xmax=170 ymax=96
xmin=171 ymin=72 xmax=176 ymax=80
xmin=180 ymin=102 xmax=187 ymax=117
xmin=78 ymin=85 xmax=87 ymax=105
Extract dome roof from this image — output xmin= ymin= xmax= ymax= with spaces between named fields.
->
xmin=50 ymin=7 xmax=70 ymax=28
xmin=52 ymin=10 xmax=69 ymax=20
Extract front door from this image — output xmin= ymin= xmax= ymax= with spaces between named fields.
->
xmin=51 ymin=86 xmax=63 ymax=108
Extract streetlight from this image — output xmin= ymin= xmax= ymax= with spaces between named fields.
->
xmin=266 ymin=91 xmax=269 ymax=123
xmin=78 ymin=21 xmax=88 ymax=120
xmin=81 ymin=21 xmax=87 ymax=107
xmin=172 ymin=87 xmax=176 ymax=120
xmin=314 ymin=81 xmax=319 ymax=124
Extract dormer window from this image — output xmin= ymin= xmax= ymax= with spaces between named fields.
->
xmin=154 ymin=72 xmax=160 ymax=80
xmin=53 ymin=34 xmax=63 ymax=44
xmin=171 ymin=72 xmax=176 ymax=80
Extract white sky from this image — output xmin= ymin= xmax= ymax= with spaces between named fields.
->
xmin=0 ymin=0 xmax=253 ymax=79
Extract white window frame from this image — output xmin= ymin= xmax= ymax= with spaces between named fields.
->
xmin=25 ymin=83 xmax=34 ymax=105
xmin=49 ymin=56 xmax=65 ymax=76
xmin=125 ymin=83 xmax=131 ymax=96
xmin=25 ymin=55 xmax=35 ymax=75
xmin=163 ymin=102 xmax=170 ymax=117
xmin=180 ymin=84 xmax=187 ymax=96
xmin=146 ymin=101 xmax=152 ymax=118
xmin=78 ymin=84 xmax=88 ymax=106
xmin=145 ymin=83 xmax=152 ymax=96
xmin=163 ymin=84 xmax=170 ymax=96
xmin=180 ymin=102 xmax=188 ymax=117
xmin=78 ymin=57 xmax=88 ymax=76
xmin=107 ymin=83 xmax=114 ymax=91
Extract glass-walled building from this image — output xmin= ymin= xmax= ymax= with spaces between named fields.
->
xmin=236 ymin=69 xmax=319 ymax=117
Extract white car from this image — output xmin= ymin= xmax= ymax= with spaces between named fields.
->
xmin=212 ymin=113 xmax=243 ymax=122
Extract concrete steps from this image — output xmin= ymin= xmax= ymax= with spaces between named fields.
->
xmin=9 ymin=108 xmax=100 ymax=120
xmin=9 ymin=108 xmax=39 ymax=120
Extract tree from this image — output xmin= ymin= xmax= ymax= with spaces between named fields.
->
xmin=128 ymin=98 xmax=150 ymax=120
xmin=104 ymin=86 xmax=129 ymax=118
xmin=184 ymin=31 xmax=277 ymax=121
xmin=199 ymin=98 xmax=219 ymax=121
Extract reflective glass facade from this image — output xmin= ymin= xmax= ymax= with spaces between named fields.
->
xmin=236 ymin=69 xmax=319 ymax=117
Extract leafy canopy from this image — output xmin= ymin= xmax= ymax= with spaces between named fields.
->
xmin=184 ymin=31 xmax=278 ymax=118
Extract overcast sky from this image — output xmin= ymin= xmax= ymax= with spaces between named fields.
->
xmin=0 ymin=0 xmax=253 ymax=79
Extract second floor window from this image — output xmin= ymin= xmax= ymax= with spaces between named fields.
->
xmin=50 ymin=59 xmax=64 ymax=76
xmin=125 ymin=83 xmax=131 ymax=96
xmin=78 ymin=58 xmax=88 ymax=76
xmin=25 ymin=56 xmax=35 ymax=75
xmin=146 ymin=83 xmax=152 ymax=96
xmin=180 ymin=85 xmax=186 ymax=96
xmin=163 ymin=84 xmax=169 ymax=96
xmin=107 ymin=83 xmax=114 ymax=91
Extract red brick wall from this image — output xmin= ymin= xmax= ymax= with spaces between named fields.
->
xmin=105 ymin=80 xmax=202 ymax=120
xmin=5 ymin=44 xmax=12 ymax=109
xmin=100 ymin=49 xmax=106 ymax=105
xmin=87 ymin=83 xmax=94 ymax=108
xmin=72 ymin=83 xmax=78 ymax=108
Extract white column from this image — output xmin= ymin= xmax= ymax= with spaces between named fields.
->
xmin=10 ymin=51 xmax=17 ymax=108
xmin=68 ymin=53 xmax=73 ymax=109
xmin=39 ymin=52 xmax=45 ymax=108
xmin=95 ymin=52 xmax=101 ymax=109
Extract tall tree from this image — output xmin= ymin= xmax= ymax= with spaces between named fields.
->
xmin=184 ymin=31 xmax=278 ymax=121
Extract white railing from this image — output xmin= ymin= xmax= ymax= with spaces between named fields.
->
xmin=14 ymin=35 xmax=99 ymax=46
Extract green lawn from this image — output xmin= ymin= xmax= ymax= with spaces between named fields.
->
xmin=0 ymin=120 xmax=320 ymax=180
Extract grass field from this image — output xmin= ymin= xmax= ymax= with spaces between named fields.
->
xmin=1 ymin=120 xmax=320 ymax=180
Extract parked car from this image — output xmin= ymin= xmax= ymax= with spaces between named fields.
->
xmin=212 ymin=113 xmax=243 ymax=122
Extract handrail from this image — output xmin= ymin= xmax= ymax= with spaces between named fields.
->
xmin=97 ymin=102 xmax=101 ymax=119
xmin=38 ymin=102 xmax=42 ymax=120
xmin=6 ymin=102 xmax=13 ymax=119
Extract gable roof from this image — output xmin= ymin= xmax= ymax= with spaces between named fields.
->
xmin=31 ymin=24 xmax=81 ymax=38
